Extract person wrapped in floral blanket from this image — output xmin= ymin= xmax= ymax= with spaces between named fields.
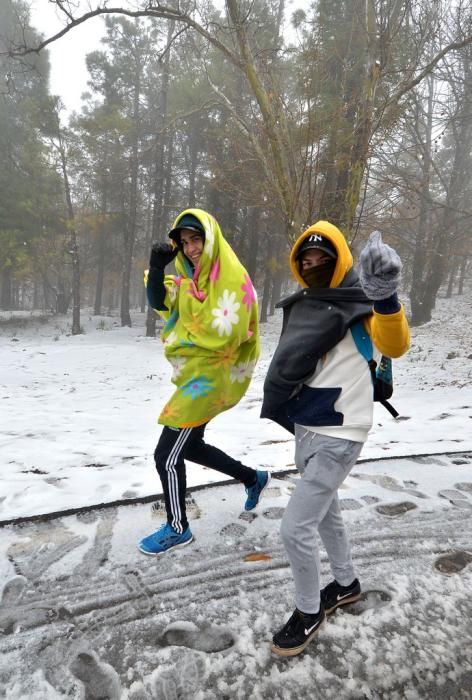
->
xmin=138 ymin=209 xmax=269 ymax=555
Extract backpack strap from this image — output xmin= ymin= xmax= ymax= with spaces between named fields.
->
xmin=350 ymin=320 xmax=374 ymax=363
xmin=350 ymin=321 xmax=399 ymax=419
xmin=380 ymin=397 xmax=400 ymax=419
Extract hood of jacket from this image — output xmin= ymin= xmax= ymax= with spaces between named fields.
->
xmin=290 ymin=220 xmax=353 ymax=289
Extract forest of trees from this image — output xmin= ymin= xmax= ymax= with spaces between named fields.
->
xmin=1 ymin=0 xmax=471 ymax=334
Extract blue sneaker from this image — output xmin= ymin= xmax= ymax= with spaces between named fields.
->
xmin=244 ymin=470 xmax=270 ymax=511
xmin=138 ymin=523 xmax=194 ymax=555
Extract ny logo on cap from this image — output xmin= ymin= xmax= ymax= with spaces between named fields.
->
xmin=308 ymin=235 xmax=323 ymax=243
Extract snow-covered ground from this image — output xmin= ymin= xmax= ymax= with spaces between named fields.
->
xmin=0 ymin=458 xmax=471 ymax=699
xmin=1 ymin=289 xmax=472 ymax=521
xmin=0 ymin=290 xmax=472 ymax=699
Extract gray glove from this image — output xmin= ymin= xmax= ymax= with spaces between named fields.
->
xmin=359 ymin=230 xmax=402 ymax=300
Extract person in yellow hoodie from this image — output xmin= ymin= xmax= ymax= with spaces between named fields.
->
xmin=262 ymin=223 xmax=410 ymax=657
xmin=139 ymin=209 xmax=269 ymax=556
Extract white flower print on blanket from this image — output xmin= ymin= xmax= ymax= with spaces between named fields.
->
xmin=211 ymin=289 xmax=240 ymax=337
xmin=163 ymin=330 xmax=177 ymax=346
xmin=230 ymin=360 xmax=256 ymax=383
xmin=169 ymin=356 xmax=186 ymax=380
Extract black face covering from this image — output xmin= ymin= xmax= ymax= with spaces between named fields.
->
xmin=300 ymin=259 xmax=337 ymax=288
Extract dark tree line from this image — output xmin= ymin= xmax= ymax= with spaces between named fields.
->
xmin=1 ymin=0 xmax=471 ymax=332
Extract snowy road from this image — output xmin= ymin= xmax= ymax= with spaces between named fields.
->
xmin=1 ymin=452 xmax=471 ymax=699
xmin=2 ymin=295 xmax=472 ymax=523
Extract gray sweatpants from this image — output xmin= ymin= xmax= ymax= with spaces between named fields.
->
xmin=280 ymin=426 xmax=364 ymax=614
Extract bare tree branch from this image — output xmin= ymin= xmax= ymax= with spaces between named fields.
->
xmin=5 ymin=3 xmax=243 ymax=70
xmin=383 ymin=33 xmax=472 ymax=120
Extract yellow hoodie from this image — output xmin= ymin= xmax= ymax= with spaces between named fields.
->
xmin=290 ymin=221 xmax=410 ymax=358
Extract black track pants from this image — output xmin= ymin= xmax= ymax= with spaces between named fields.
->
xmin=154 ymin=423 xmax=257 ymax=533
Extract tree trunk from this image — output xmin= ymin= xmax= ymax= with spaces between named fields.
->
xmin=458 ymin=257 xmax=468 ymax=295
xmin=58 ymin=135 xmax=81 ymax=335
xmin=445 ymin=260 xmax=458 ymax=298
xmin=0 ymin=269 xmax=12 ymax=310
xmin=120 ymin=230 xmax=133 ymax=327
xmin=409 ymin=81 xmax=434 ymax=327
xmin=163 ymin=133 xmax=174 ymax=227
xmin=146 ymin=305 xmax=158 ymax=338
xmin=269 ymin=234 xmax=285 ymax=315
xmin=187 ymin=118 xmax=199 ymax=207
xmin=259 ymin=266 xmax=271 ymax=323
xmin=269 ymin=268 xmax=284 ymax=316
xmin=410 ymin=53 xmax=472 ymax=325
xmin=147 ymin=23 xmax=173 ymax=337
xmin=343 ymin=0 xmax=380 ymax=239
xmin=226 ymin=0 xmax=296 ymax=228
xmin=121 ymin=68 xmax=141 ymax=328
xmin=244 ymin=207 xmax=260 ymax=282
xmin=94 ymin=225 xmax=106 ymax=316
xmin=151 ymin=21 xmax=173 ymax=241
xmin=141 ymin=208 xmax=153 ymax=314
xmin=33 ymin=279 xmax=40 ymax=310
xmin=94 ymin=181 xmax=109 ymax=315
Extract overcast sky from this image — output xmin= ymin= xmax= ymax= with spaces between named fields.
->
xmin=29 ymin=0 xmax=105 ymax=115
xmin=28 ymin=0 xmax=302 ymax=117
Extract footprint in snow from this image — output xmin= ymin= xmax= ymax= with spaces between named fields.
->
xmin=0 ymin=575 xmax=28 ymax=633
xmin=353 ymin=473 xmax=428 ymax=499
xmin=69 ymin=649 xmax=121 ymax=700
xmin=411 ymin=456 xmax=448 ymax=466
xmin=159 ymin=621 xmax=234 ymax=653
xmin=455 ymin=482 xmax=472 ymax=494
xmin=219 ymin=522 xmax=247 ymax=539
xmin=151 ymin=653 xmax=204 ymax=700
xmin=438 ymin=489 xmax=472 ymax=509
xmin=8 ymin=522 xmax=87 ymax=581
xmin=262 ymin=507 xmax=285 ymax=520
xmin=340 ymin=499 xmax=363 ymax=511
xmin=361 ymin=495 xmax=381 ymax=505
xmin=375 ymin=501 xmax=417 ymax=517
xmin=239 ymin=511 xmax=258 ymax=523
xmin=44 ymin=477 xmax=66 ymax=488
xmin=0 ymin=574 xmax=59 ymax=634
xmin=152 ymin=494 xmax=201 ymax=520
xmin=341 ymin=589 xmax=392 ymax=616
xmin=265 ymin=486 xmax=282 ymax=498
xmin=434 ymin=550 xmax=472 ymax=575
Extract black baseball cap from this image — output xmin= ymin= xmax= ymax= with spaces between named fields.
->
xmin=296 ymin=234 xmax=337 ymax=259
xmin=168 ymin=214 xmax=205 ymax=243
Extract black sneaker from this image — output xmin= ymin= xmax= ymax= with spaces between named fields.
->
xmin=271 ymin=607 xmax=325 ymax=657
xmin=321 ymin=578 xmax=361 ymax=615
